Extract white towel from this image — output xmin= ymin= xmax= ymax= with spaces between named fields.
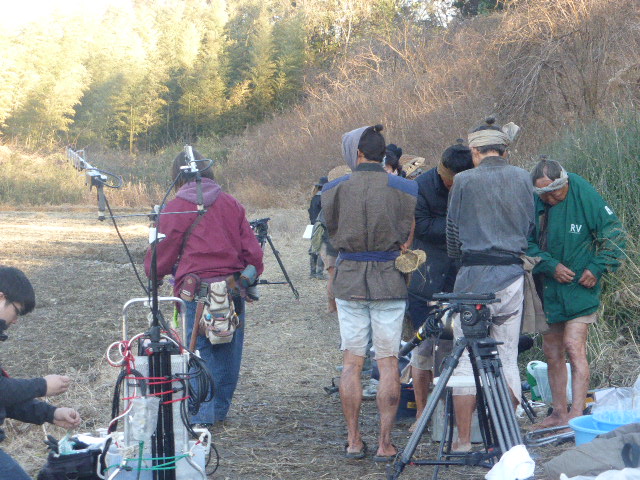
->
xmin=485 ymin=444 xmax=535 ymax=480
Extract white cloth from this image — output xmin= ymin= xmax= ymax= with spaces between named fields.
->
xmin=485 ymin=444 xmax=535 ymax=480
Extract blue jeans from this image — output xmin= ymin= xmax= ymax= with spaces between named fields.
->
xmin=0 ymin=448 xmax=31 ymax=480
xmin=185 ymin=299 xmax=245 ymax=424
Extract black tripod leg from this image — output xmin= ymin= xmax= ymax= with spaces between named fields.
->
xmin=469 ymin=342 xmax=509 ymax=455
xmin=493 ymin=367 xmax=523 ymax=445
xmin=432 ymin=389 xmax=453 ymax=480
xmin=521 ymin=394 xmax=536 ymax=423
xmin=265 ymin=235 xmax=299 ymax=299
xmin=476 ymin=348 xmax=523 ymax=451
xmin=480 ymin=368 xmax=511 ymax=453
xmin=388 ymin=340 xmax=468 ymax=480
xmin=468 ymin=348 xmax=494 ymax=451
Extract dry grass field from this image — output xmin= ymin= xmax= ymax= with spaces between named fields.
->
xmin=0 ymin=208 xmax=569 ymax=479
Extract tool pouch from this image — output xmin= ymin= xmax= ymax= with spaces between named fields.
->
xmin=179 ymin=273 xmax=200 ymax=302
xmin=199 ymin=280 xmax=239 ymax=345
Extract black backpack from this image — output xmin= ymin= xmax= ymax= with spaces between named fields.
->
xmin=37 ymin=437 xmax=110 ymax=480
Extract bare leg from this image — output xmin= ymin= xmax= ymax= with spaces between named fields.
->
xmin=340 ymin=350 xmax=365 ymax=453
xmin=564 ymin=322 xmax=590 ymax=420
xmin=535 ymin=328 xmax=569 ymax=428
xmin=327 ymin=266 xmax=337 ymax=313
xmin=452 ymin=394 xmax=476 ymax=451
xmin=376 ymin=356 xmax=400 ymax=457
xmin=409 ymin=367 xmax=432 ymax=432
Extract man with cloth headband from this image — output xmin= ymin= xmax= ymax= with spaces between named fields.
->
xmin=527 ymin=157 xmax=626 ymax=429
xmin=322 ymin=124 xmax=417 ymax=462
xmin=446 ymin=117 xmax=535 ymax=452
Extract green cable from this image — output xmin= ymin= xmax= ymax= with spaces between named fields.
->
xmin=103 ymin=451 xmax=190 ymax=472
xmin=173 ymin=305 xmax=179 ymax=328
xmin=136 ymin=441 xmax=144 ymax=480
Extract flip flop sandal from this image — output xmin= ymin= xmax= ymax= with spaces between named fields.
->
xmin=373 ymin=444 xmax=398 ymax=463
xmin=344 ymin=441 xmax=368 ymax=459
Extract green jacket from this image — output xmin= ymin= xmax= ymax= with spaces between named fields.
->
xmin=527 ymin=173 xmax=626 ymax=323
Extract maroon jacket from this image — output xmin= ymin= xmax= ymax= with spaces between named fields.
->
xmin=144 ymin=178 xmax=264 ymax=294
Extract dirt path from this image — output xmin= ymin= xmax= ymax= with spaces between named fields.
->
xmin=0 ymin=209 xmax=565 ymax=479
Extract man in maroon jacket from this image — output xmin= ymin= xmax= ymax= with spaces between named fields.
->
xmin=144 ymin=149 xmax=264 ymax=427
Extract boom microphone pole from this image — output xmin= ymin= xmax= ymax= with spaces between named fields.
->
xmin=184 ymin=145 xmax=205 ymax=216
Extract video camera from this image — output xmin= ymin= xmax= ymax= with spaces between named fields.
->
xmin=249 ymin=217 xmax=270 ymax=245
xmin=400 ymin=292 xmax=499 ymax=356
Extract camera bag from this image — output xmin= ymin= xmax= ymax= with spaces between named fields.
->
xmin=37 ymin=448 xmax=103 ymax=480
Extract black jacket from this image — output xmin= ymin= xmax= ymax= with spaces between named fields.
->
xmin=308 ymin=192 xmax=322 ymax=224
xmin=408 ymin=167 xmax=458 ymax=299
xmin=0 ymin=364 xmax=56 ymax=443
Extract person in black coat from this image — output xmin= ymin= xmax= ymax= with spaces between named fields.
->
xmin=308 ymin=176 xmax=328 ymax=278
xmin=407 ymin=141 xmax=473 ymax=430
xmin=0 ymin=267 xmax=81 ymax=480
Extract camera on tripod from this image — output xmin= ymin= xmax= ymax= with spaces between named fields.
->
xmin=390 ymin=292 xmax=526 ymax=480
xmin=249 ymin=217 xmax=270 ymax=244
xmin=248 ymin=217 xmax=300 ymax=299
xmin=400 ymin=292 xmax=499 ymax=357
xmin=432 ymin=292 xmax=498 ymax=339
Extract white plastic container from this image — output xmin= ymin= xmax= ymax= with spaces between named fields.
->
xmin=105 ymin=441 xmax=207 ymax=480
xmin=526 ymin=360 xmax=572 ymax=404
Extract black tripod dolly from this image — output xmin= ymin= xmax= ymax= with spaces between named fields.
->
xmin=387 ymin=292 xmax=524 ymax=480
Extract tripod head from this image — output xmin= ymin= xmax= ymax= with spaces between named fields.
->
xmin=432 ymin=292 xmax=499 ymax=339
xmin=249 ymin=217 xmax=270 ymax=246
xmin=400 ymin=292 xmax=500 ymax=356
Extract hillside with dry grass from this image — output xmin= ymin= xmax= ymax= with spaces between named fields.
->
xmin=223 ymin=0 xmax=640 ymax=204
xmin=2 ymin=0 xmax=638 ymax=209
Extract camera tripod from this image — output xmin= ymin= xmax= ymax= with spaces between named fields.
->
xmin=250 ymin=217 xmax=299 ymax=299
xmin=387 ymin=292 xmax=524 ymax=480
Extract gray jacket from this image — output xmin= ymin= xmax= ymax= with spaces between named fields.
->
xmin=446 ymin=156 xmax=535 ymax=293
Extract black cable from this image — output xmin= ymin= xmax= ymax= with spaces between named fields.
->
xmin=175 ymin=377 xmax=219 ymax=475
xmin=105 ymin=196 xmax=149 ymax=295
xmin=109 ymin=368 xmax=147 ymax=433
xmin=147 ymin=171 xmax=187 ymax=303
xmin=174 ymin=354 xmax=214 ymax=415
xmin=206 ymin=440 xmax=220 ymax=476
xmin=93 ymin=168 xmax=124 ymax=188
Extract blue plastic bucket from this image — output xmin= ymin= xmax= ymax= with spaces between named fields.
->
xmin=592 ymin=411 xmax=640 ymax=431
xmin=569 ymin=415 xmax=609 ymax=445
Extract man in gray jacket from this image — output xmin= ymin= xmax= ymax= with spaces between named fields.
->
xmin=446 ymin=118 xmax=534 ymax=452
xmin=322 ymin=125 xmax=417 ymax=461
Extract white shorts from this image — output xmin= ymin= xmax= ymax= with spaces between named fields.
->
xmin=335 ymin=298 xmax=406 ymax=359
xmin=451 ymin=276 xmax=524 ymax=401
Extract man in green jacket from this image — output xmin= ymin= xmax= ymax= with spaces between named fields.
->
xmin=527 ymin=157 xmax=626 ymax=429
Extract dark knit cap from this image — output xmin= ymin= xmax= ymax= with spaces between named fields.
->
xmin=357 ymin=124 xmax=386 ymax=162
xmin=386 ymin=143 xmax=403 ymax=160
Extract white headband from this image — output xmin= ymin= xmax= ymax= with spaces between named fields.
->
xmin=534 ymin=167 xmax=568 ymax=195
xmin=468 ymin=122 xmax=520 ymax=148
